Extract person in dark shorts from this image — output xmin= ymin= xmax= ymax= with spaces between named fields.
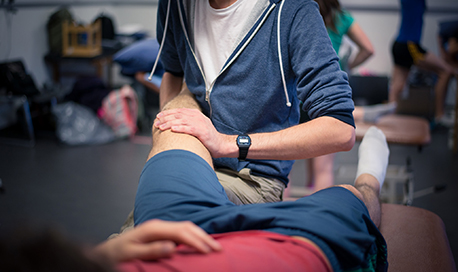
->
xmin=390 ymin=0 xmax=456 ymax=127
xmin=438 ymin=20 xmax=458 ymax=64
xmin=298 ymin=0 xmax=396 ymax=197
xmin=436 ymin=21 xmax=458 ymax=126
xmin=392 ymin=41 xmax=427 ymax=69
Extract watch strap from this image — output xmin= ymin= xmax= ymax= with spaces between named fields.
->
xmin=238 ymin=146 xmax=249 ymax=161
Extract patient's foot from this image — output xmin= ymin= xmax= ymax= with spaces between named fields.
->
xmin=355 ymin=126 xmax=389 ymax=191
xmin=362 ymin=102 xmax=397 ymax=123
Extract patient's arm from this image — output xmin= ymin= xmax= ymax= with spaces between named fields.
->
xmin=93 ymin=219 xmax=221 ymax=263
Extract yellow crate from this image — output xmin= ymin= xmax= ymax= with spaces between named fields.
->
xmin=62 ymin=20 xmax=102 ymax=57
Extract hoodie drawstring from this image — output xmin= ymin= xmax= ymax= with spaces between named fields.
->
xmin=148 ymin=0 xmax=171 ymax=81
xmin=276 ymin=0 xmax=291 ymax=107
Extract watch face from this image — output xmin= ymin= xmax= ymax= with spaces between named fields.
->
xmin=238 ymin=135 xmax=251 ymax=146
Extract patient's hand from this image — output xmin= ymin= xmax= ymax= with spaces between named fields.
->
xmin=94 ymin=219 xmax=221 ymax=263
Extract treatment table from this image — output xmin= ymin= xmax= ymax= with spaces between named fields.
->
xmin=354 ymin=113 xmax=431 ymax=205
xmin=356 ymin=115 xmax=457 ymax=271
xmin=380 ymin=203 xmax=456 ymax=272
xmin=287 ymin=113 xmax=432 ymax=204
xmin=355 ymin=114 xmax=430 ymax=149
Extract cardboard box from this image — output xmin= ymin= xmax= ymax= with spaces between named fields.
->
xmin=62 ymin=20 xmax=102 ymax=57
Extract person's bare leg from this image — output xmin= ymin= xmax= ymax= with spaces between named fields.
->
xmin=434 ymin=70 xmax=453 ymax=119
xmin=309 ymin=154 xmax=335 ymax=193
xmin=389 ymin=65 xmax=410 ymax=103
xmin=338 ymin=174 xmax=382 ymax=227
xmin=415 ymin=52 xmax=454 ymax=120
xmin=353 ymin=107 xmax=364 ymax=121
xmin=116 ymin=87 xmax=211 ymax=236
xmin=354 ymin=104 xmax=397 ymax=123
xmin=149 ymin=87 xmax=213 ymax=168
xmin=416 ymin=51 xmax=452 ymax=75
xmin=354 ymin=174 xmax=382 ymax=227
xmin=337 ymin=126 xmax=389 ymax=227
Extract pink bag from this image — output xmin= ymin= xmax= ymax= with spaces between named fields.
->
xmin=98 ymin=85 xmax=138 ymax=138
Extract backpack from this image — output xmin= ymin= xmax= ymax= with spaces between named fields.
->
xmin=94 ymin=13 xmax=116 ymax=40
xmin=46 ymin=8 xmax=74 ymax=54
xmin=98 ymin=85 xmax=138 ymax=138
xmin=0 ymin=60 xmax=39 ymax=97
xmin=65 ymin=76 xmax=111 ymax=113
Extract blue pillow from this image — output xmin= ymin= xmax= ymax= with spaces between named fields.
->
xmin=113 ymin=39 xmax=164 ymax=76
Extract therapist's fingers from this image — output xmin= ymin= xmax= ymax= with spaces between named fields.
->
xmin=154 ymin=108 xmax=201 ymax=129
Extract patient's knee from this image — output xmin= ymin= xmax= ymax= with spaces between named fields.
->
xmin=336 ymin=184 xmax=364 ymax=201
xmin=162 ymin=87 xmax=201 ymax=112
xmin=152 ymin=87 xmax=201 ymax=136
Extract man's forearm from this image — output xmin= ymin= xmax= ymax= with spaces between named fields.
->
xmin=159 ymin=72 xmax=184 ymax=110
xmin=229 ymin=117 xmax=355 ymax=161
xmin=155 ymin=108 xmax=355 ymax=160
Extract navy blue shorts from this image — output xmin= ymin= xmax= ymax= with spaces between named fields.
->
xmin=134 ymin=150 xmax=387 ymax=272
xmin=392 ymin=41 xmax=427 ymax=68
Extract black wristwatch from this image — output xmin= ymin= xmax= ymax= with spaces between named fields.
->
xmin=236 ymin=135 xmax=251 ymax=161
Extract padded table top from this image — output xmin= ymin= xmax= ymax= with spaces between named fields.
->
xmin=380 ymin=203 xmax=456 ymax=272
xmin=355 ymin=114 xmax=431 ymax=146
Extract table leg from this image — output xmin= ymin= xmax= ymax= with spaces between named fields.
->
xmin=453 ymin=75 xmax=458 ymax=153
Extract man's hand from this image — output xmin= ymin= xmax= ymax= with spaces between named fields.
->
xmin=154 ymin=108 xmax=235 ymax=158
xmin=94 ymin=219 xmax=222 ymax=263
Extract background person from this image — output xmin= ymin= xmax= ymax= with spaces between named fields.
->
xmin=436 ymin=20 xmax=458 ymax=127
xmin=389 ymin=0 xmax=456 ymax=128
xmin=300 ymin=0 xmax=395 ymax=194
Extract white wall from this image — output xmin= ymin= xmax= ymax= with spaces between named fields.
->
xmin=0 ymin=3 xmax=158 ymax=88
xmin=342 ymin=0 xmax=458 ymax=9
xmin=0 ymin=1 xmax=457 ymax=88
xmin=343 ymin=8 xmax=458 ymax=77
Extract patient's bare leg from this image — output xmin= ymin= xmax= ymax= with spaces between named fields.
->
xmin=354 ymin=174 xmax=382 ymax=227
xmin=113 ymin=88 xmax=211 ymax=237
xmin=148 ymin=87 xmax=213 ymax=168
xmin=338 ymin=126 xmax=389 ymax=227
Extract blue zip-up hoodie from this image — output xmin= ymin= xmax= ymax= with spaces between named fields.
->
xmin=153 ymin=0 xmax=355 ymax=185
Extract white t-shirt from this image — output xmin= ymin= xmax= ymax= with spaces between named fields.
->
xmin=194 ymin=0 xmax=257 ymax=89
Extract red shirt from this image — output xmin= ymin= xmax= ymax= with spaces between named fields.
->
xmin=118 ymin=230 xmax=332 ymax=272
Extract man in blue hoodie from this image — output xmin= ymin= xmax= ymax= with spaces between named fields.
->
xmin=152 ymin=0 xmax=355 ymax=205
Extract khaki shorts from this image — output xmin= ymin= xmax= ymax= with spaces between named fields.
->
xmin=215 ymin=168 xmax=285 ymax=205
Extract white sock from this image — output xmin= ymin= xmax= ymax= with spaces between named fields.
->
xmin=355 ymin=126 xmax=390 ymax=190
xmin=362 ymin=102 xmax=397 ymax=123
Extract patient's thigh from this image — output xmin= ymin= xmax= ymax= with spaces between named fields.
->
xmin=134 ymin=150 xmax=234 ymax=226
